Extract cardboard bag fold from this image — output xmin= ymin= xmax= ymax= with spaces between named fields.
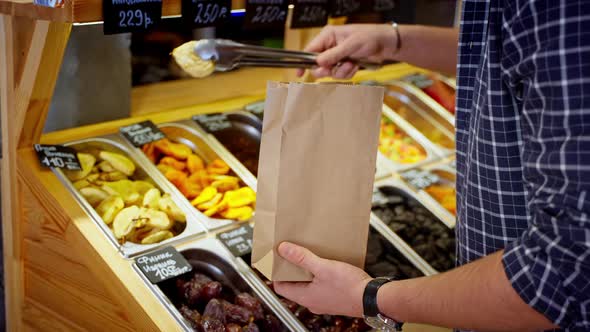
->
xmin=252 ymin=82 xmax=384 ymax=281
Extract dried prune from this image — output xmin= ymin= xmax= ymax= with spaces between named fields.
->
xmin=259 ymin=314 xmax=282 ymax=332
xmin=305 ymin=315 xmax=323 ymax=332
xmin=222 ymin=300 xmax=252 ymax=325
xmin=201 ymin=281 xmax=223 ymax=302
xmin=226 ymin=323 xmax=243 ymax=332
xmin=279 ymin=299 xmax=298 ymax=313
xmin=179 ymin=305 xmax=202 ymax=329
xmin=242 ymin=322 xmax=260 ymax=332
xmin=202 ymin=317 xmax=226 ymax=332
xmin=235 ymin=293 xmax=264 ymax=320
xmin=203 ymin=299 xmax=226 ymax=323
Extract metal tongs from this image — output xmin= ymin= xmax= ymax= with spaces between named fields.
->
xmin=194 ymin=39 xmax=391 ymax=72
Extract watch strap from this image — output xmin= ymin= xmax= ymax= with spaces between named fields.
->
xmin=363 ymin=277 xmax=395 ymax=317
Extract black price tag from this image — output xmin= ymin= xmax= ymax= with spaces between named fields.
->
xmin=135 ymin=247 xmax=193 ymax=284
xmin=244 ymin=0 xmax=288 ymax=30
xmin=373 ymin=0 xmax=395 ymax=12
xmin=182 ymin=0 xmax=231 ymax=28
xmin=103 ymin=0 xmax=162 ymax=35
xmin=34 ymin=144 xmax=82 ymax=170
xmin=217 ymin=225 xmax=254 ymax=257
xmin=120 ymin=120 xmax=166 ymax=147
xmin=193 ymin=114 xmax=232 ymax=133
xmin=291 ymin=0 xmax=329 ymax=29
xmin=329 ymin=0 xmax=361 ymax=17
xmin=400 ymin=169 xmax=440 ymax=190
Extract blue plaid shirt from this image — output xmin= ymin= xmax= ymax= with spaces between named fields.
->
xmin=455 ymin=1 xmax=590 ymax=330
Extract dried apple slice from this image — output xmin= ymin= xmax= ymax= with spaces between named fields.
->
xmin=96 ymin=195 xmax=125 ymax=225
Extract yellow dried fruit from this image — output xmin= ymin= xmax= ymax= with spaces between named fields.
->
xmin=211 ymin=178 xmax=239 ymax=192
xmin=206 ymin=159 xmax=230 ymax=175
xmin=98 ymin=161 xmax=116 ymax=172
xmin=225 ymin=187 xmax=256 ymax=208
xmin=140 ymin=207 xmax=172 ymax=230
xmin=133 ymin=180 xmax=155 ymax=195
xmin=98 ymin=151 xmax=136 ymax=176
xmin=79 ymin=187 xmax=109 ymax=207
xmin=101 ymin=180 xmax=141 ymax=205
xmin=160 ymin=156 xmax=186 ymax=171
xmin=142 ymin=188 xmax=161 ymax=209
xmin=196 ymin=193 xmax=223 ymax=210
xmin=99 ymin=171 xmax=128 ymax=182
xmin=187 ymin=154 xmax=205 ymax=173
xmin=141 ymin=230 xmax=174 ymax=244
xmin=96 ymin=195 xmax=125 ymax=225
xmin=64 ymin=153 xmax=96 ymax=181
xmin=191 ymin=187 xmax=218 ymax=206
xmin=113 ymin=205 xmax=141 ymax=239
xmin=203 ymin=195 xmax=229 ymax=217
xmin=172 ymin=41 xmax=215 ymax=78
xmin=220 ymin=206 xmax=253 ymax=221
xmin=158 ymin=194 xmax=186 ymax=222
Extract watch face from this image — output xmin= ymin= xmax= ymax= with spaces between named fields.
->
xmin=364 ymin=316 xmax=384 ymax=329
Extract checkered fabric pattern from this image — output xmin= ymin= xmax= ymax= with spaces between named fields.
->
xmin=455 ymin=0 xmax=590 ymax=330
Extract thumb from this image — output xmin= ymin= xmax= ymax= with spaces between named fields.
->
xmin=316 ymin=34 xmax=363 ymax=67
xmin=278 ymin=242 xmax=323 ymax=275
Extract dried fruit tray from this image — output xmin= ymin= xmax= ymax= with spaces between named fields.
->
xmin=52 ymin=134 xmax=206 ymax=258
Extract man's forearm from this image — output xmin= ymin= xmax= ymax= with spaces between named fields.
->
xmin=393 ymin=25 xmax=459 ymax=76
xmin=378 ymin=251 xmax=557 ymax=331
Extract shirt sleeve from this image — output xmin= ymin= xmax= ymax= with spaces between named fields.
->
xmin=501 ymin=1 xmax=590 ymax=329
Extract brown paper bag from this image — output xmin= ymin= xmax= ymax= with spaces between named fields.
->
xmin=252 ymin=82 xmax=384 ymax=281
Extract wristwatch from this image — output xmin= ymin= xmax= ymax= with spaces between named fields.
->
xmin=363 ymin=277 xmax=404 ymax=331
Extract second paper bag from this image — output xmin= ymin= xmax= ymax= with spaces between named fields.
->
xmin=252 ymin=82 xmax=384 ymax=281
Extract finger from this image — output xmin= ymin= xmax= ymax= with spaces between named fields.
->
xmin=304 ymin=26 xmax=335 ymax=53
xmin=296 ymin=68 xmax=305 ymax=77
xmin=278 ymin=242 xmax=324 ymax=275
xmin=273 ymin=281 xmax=310 ymax=304
xmin=331 ymin=62 xmax=357 ymax=80
xmin=311 ymin=66 xmax=332 ymax=78
xmin=316 ymin=34 xmax=363 ymax=67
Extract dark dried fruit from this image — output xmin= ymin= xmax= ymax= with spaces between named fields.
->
xmin=201 ymin=281 xmax=223 ymax=302
xmin=202 ymin=317 xmax=226 ymax=332
xmin=235 ymin=293 xmax=264 ymax=320
xmin=179 ymin=304 xmax=202 ymax=330
xmin=259 ymin=314 xmax=282 ymax=332
xmin=203 ymin=299 xmax=226 ymax=323
xmin=222 ymin=300 xmax=252 ymax=325
xmin=279 ymin=299 xmax=298 ymax=313
xmin=225 ymin=323 xmax=242 ymax=332
xmin=305 ymin=315 xmax=323 ymax=332
xmin=242 ymin=322 xmax=260 ymax=332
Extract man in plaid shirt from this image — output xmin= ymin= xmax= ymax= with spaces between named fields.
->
xmin=272 ymin=1 xmax=589 ymax=331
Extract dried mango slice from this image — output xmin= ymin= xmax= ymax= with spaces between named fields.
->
xmin=206 ymin=159 xmax=230 ymax=175
xmin=160 ymin=156 xmax=186 ymax=171
xmin=191 ymin=187 xmax=218 ymax=206
xmin=226 ymin=187 xmax=256 ymax=208
xmin=96 ymin=195 xmax=125 ymax=225
xmin=64 ymin=153 xmax=96 ymax=181
xmin=141 ymin=230 xmax=174 ymax=245
xmin=142 ymin=188 xmax=161 ymax=209
xmin=154 ymin=139 xmax=192 ymax=160
xmin=211 ymin=178 xmax=239 ymax=192
xmin=99 ymin=151 xmax=136 ymax=176
xmin=187 ymin=154 xmax=205 ymax=173
xmin=158 ymin=194 xmax=186 ymax=222
xmin=113 ymin=205 xmax=141 ymax=239
xmin=196 ymin=193 xmax=223 ymax=210
xmin=80 ymin=187 xmax=109 ymax=207
xmin=203 ymin=195 xmax=229 ymax=217
xmin=220 ymin=206 xmax=253 ymax=221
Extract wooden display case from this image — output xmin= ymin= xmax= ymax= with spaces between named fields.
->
xmin=0 ymin=1 xmax=446 ymax=330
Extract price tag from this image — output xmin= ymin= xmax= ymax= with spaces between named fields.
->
xmin=400 ymin=169 xmax=440 ymax=190
xmin=193 ymin=114 xmax=232 ymax=133
xmin=135 ymin=246 xmax=193 ymax=284
xmin=217 ymin=225 xmax=254 ymax=257
xmin=182 ymin=0 xmax=231 ymax=28
xmin=34 ymin=145 xmax=82 ymax=170
xmin=103 ymin=0 xmax=162 ymax=35
xmin=372 ymin=0 xmax=395 ymax=12
xmin=244 ymin=0 xmax=288 ymax=30
xmin=120 ymin=120 xmax=166 ymax=147
xmin=291 ymin=0 xmax=329 ymax=29
xmin=329 ymin=0 xmax=361 ymax=17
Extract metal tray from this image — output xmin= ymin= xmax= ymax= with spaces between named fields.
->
xmin=413 ymin=162 xmax=457 ymax=228
xmin=244 ymin=100 xmax=265 ymax=121
xmin=395 ymin=75 xmax=456 ymax=127
xmin=134 ymin=238 xmax=305 ymax=332
xmin=53 ymin=134 xmax=206 ymax=258
xmin=376 ymin=105 xmax=445 ymax=179
xmin=383 ymin=81 xmax=455 ymax=155
xmin=132 ymin=120 xmax=257 ymax=231
xmin=192 ymin=111 xmax=262 ymax=178
xmin=372 ymin=177 xmax=456 ymax=274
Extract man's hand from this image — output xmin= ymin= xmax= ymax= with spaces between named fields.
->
xmin=298 ymin=24 xmax=400 ymax=79
xmin=273 ymin=242 xmax=372 ymax=317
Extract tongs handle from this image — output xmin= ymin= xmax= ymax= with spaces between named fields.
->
xmin=238 ymin=58 xmax=317 ymax=69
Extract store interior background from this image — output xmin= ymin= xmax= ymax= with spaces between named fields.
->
xmin=0 ymin=0 xmax=459 ymax=329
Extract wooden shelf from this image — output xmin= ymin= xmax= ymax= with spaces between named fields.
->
xmin=0 ymin=0 xmax=244 ymax=22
